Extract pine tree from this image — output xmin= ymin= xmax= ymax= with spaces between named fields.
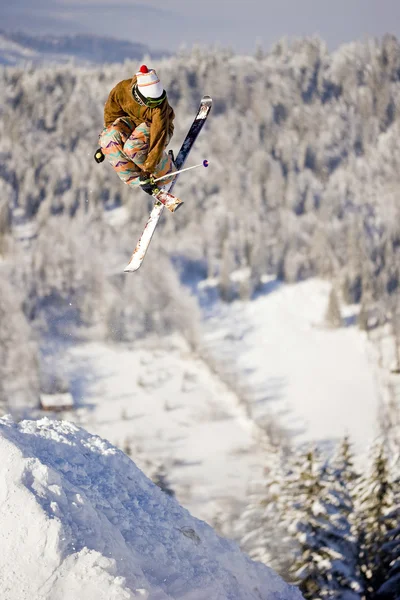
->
xmin=377 ymin=515 xmax=400 ymax=599
xmin=356 ymin=444 xmax=396 ymax=599
xmin=288 ymin=445 xmax=362 ymax=599
xmin=376 ymin=470 xmax=400 ymax=600
xmin=322 ymin=437 xmax=363 ymax=599
xmin=325 ymin=287 xmax=342 ymax=329
xmin=288 ymin=448 xmax=326 ymax=597
xmin=236 ymin=446 xmax=295 ymax=578
xmin=219 ymin=236 xmax=236 ymax=303
xmin=0 ymin=275 xmax=39 ymax=415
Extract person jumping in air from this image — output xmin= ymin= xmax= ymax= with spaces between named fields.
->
xmin=99 ymin=65 xmax=176 ymax=195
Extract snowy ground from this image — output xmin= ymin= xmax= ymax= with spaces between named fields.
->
xmin=53 ymin=278 xmax=381 ymax=525
xmin=201 ymin=278 xmax=380 ymax=457
xmin=0 ymin=417 xmax=302 ymax=600
xmin=65 ymin=335 xmax=263 ymax=525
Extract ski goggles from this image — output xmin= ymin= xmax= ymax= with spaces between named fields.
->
xmin=133 ymin=84 xmax=166 ymax=108
xmin=145 ymin=91 xmax=167 ymax=108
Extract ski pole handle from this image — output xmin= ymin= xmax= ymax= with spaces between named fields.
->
xmin=152 ymin=159 xmax=209 ymax=183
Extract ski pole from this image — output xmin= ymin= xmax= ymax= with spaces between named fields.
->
xmin=145 ymin=159 xmax=209 ymax=184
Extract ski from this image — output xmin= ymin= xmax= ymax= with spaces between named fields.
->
xmin=124 ymin=95 xmax=212 ymax=273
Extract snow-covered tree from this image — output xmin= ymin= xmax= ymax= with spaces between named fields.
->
xmin=287 ymin=446 xmax=362 ymax=599
xmin=2 ymin=37 xmax=400 ymax=315
xmin=236 ymin=446 xmax=295 ymax=578
xmin=286 ymin=448 xmax=326 ymax=595
xmin=377 ymin=503 xmax=400 ymax=599
xmin=320 ymin=438 xmax=363 ymax=599
xmin=356 ymin=444 xmax=397 ymax=599
xmin=0 ymin=275 xmax=39 ymax=416
xmin=325 ymin=288 xmax=342 ymax=329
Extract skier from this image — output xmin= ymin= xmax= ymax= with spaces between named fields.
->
xmin=99 ymin=65 xmax=176 ymax=195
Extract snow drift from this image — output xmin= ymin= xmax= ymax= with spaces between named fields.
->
xmin=0 ymin=416 xmax=302 ymax=600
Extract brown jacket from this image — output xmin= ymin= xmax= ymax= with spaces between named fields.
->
xmin=103 ymin=75 xmax=175 ymax=172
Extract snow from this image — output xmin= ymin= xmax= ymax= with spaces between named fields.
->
xmin=0 ymin=416 xmax=302 ymax=600
xmin=39 ymin=278 xmax=382 ymax=530
xmin=202 ymin=278 xmax=380 ymax=456
xmin=63 ymin=335 xmax=263 ymax=523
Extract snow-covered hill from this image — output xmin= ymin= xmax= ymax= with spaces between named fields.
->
xmin=0 ymin=31 xmax=168 ymax=66
xmin=0 ymin=416 xmax=302 ymax=600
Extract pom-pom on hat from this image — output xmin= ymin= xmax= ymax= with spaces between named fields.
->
xmin=136 ymin=64 xmax=164 ymax=99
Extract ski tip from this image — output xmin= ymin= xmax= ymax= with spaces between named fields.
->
xmin=124 ymin=259 xmax=141 ymax=273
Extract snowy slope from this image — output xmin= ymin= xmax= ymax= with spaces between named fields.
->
xmin=202 ymin=278 xmax=380 ymax=456
xmin=0 ymin=416 xmax=302 ymax=600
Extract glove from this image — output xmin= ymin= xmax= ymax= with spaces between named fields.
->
xmin=139 ymin=171 xmax=156 ymax=196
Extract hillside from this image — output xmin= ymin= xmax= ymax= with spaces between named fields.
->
xmin=0 ymin=416 xmax=302 ymax=600
xmin=0 ymin=31 xmax=168 ymax=65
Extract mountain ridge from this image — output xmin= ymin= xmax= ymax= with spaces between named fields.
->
xmin=0 ymin=30 xmax=169 ymax=66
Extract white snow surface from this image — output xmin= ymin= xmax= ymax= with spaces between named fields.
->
xmin=0 ymin=416 xmax=302 ymax=600
xmin=202 ymin=278 xmax=380 ymax=456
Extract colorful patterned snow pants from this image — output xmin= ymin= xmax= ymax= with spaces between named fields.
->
xmin=99 ymin=117 xmax=176 ymax=188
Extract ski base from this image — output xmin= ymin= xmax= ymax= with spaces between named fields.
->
xmin=124 ymin=201 xmax=164 ymax=272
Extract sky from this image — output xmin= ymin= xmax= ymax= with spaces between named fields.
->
xmin=1 ymin=0 xmax=400 ymax=54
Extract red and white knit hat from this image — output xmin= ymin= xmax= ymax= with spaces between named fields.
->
xmin=136 ymin=65 xmax=164 ymax=99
